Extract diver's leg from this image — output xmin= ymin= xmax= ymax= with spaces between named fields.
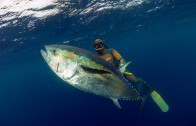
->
xmin=124 ymin=73 xmax=153 ymax=93
xmin=136 ymin=78 xmax=153 ymax=93
xmin=124 ymin=73 xmax=137 ymax=83
xmin=137 ymin=78 xmax=169 ymax=112
xmin=137 ymin=78 xmax=148 ymax=89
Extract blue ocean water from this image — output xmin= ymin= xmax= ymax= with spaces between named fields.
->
xmin=0 ymin=0 xmax=196 ymax=126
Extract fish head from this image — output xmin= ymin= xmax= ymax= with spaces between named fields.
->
xmin=40 ymin=45 xmax=78 ymax=80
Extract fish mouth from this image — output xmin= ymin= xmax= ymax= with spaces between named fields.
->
xmin=41 ymin=45 xmax=59 ymax=62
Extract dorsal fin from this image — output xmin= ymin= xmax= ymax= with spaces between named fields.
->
xmin=80 ymin=65 xmax=111 ymax=74
xmin=118 ymin=61 xmax=132 ymax=73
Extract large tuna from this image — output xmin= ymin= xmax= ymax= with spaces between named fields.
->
xmin=41 ymin=44 xmax=143 ymax=108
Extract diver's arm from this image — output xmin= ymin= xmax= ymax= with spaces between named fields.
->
xmin=112 ymin=49 xmax=125 ymax=65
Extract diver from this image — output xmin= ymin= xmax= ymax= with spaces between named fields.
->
xmin=93 ymin=39 xmax=153 ymax=95
xmin=93 ymin=38 xmax=169 ymax=112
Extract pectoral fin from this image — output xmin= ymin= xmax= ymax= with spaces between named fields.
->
xmin=80 ymin=65 xmax=111 ymax=74
xmin=111 ymin=99 xmax=121 ymax=109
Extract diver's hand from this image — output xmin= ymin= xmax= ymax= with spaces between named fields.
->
xmin=119 ymin=63 xmax=125 ymax=68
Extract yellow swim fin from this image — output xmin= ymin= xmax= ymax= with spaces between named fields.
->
xmin=123 ymin=71 xmax=169 ymax=112
xmin=150 ymin=90 xmax=169 ymax=112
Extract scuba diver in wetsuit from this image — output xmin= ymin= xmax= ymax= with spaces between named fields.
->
xmin=93 ymin=38 xmax=169 ymax=112
xmin=93 ymin=39 xmax=152 ymax=94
